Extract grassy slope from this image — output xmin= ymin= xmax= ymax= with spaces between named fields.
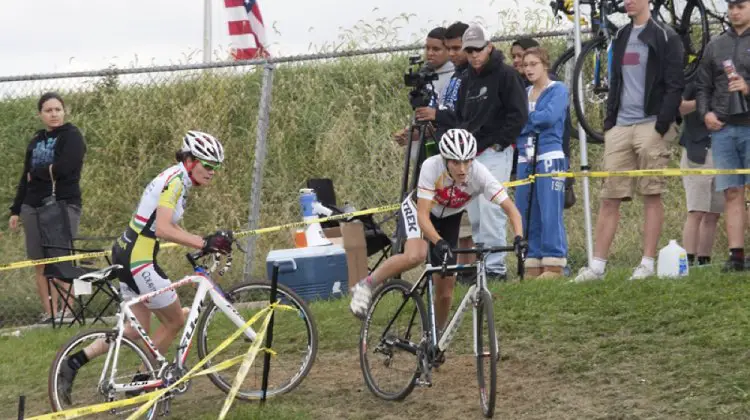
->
xmin=0 ymin=43 xmax=732 ymax=325
xmin=2 ymin=268 xmax=748 ymax=419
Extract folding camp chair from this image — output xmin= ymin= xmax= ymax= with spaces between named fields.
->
xmin=306 ymin=178 xmax=397 ymax=270
xmin=37 ymin=202 xmax=121 ymax=328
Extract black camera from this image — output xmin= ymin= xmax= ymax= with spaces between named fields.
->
xmin=404 ymin=55 xmax=439 ymax=109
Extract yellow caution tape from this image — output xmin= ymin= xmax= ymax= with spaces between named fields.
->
xmin=217 ymin=305 xmax=273 ymax=419
xmin=531 ymin=168 xmax=750 ymax=179
xmin=0 ymin=204 xmax=402 ymax=272
xmin=4 ymin=167 xmax=747 ymax=272
xmin=28 ymin=302 xmax=293 ymax=420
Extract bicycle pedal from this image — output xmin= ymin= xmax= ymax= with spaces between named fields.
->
xmin=415 ymin=378 xmax=433 ymax=388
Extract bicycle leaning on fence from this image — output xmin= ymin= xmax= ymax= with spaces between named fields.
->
xmin=358 ymin=241 xmax=526 ymax=418
xmin=47 ymin=239 xmax=318 ymax=419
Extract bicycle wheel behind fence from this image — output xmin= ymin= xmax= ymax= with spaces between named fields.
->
xmin=196 ymin=281 xmax=318 ymax=400
xmin=359 ymin=278 xmax=427 ymax=401
xmin=475 ymin=290 xmax=498 ymax=418
xmin=573 ymin=36 xmax=611 ymax=144
xmin=48 ymin=329 xmax=160 ymax=420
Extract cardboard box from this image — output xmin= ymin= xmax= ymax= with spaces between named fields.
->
xmin=323 ymin=223 xmax=368 ymax=289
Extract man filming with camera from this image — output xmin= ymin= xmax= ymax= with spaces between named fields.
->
xmin=394 ymin=27 xmax=455 ymax=163
xmin=416 ymin=23 xmax=528 ymax=280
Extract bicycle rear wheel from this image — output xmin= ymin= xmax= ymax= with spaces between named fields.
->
xmin=196 ymin=280 xmax=318 ymax=400
xmin=360 ymin=278 xmax=427 ymax=401
xmin=475 ymin=290 xmax=498 ymax=418
xmin=48 ymin=329 xmax=159 ymax=419
xmin=653 ymin=0 xmax=709 ymax=83
xmin=572 ymin=36 xmax=610 ymax=143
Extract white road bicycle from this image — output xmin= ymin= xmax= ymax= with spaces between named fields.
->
xmin=48 ymin=243 xmax=318 ymax=419
xmin=359 ymin=242 xmax=525 ymax=418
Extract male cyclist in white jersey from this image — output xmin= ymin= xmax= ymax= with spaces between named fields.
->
xmin=350 ymin=128 xmax=525 ymax=334
xmin=56 ymin=131 xmax=234 ymax=404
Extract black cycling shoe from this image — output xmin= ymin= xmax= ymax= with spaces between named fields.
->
xmin=58 ymin=359 xmax=78 ymax=405
xmin=125 ymin=373 xmax=151 ymax=398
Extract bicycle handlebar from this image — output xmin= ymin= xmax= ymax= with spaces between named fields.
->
xmin=185 ymin=232 xmax=245 ymax=276
xmin=439 ymin=242 xmax=527 ymax=279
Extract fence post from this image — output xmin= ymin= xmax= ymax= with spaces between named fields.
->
xmin=244 ymin=63 xmax=276 ymax=280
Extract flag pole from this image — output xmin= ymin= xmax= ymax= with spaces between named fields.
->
xmin=203 ymin=0 xmax=212 ymax=63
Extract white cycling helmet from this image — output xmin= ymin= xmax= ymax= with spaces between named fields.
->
xmin=439 ymin=128 xmax=477 ymax=161
xmin=181 ymin=131 xmax=225 ymax=163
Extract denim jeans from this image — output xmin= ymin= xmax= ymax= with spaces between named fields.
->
xmin=466 ymin=146 xmax=513 ymax=274
xmin=711 ymin=124 xmax=750 ymax=191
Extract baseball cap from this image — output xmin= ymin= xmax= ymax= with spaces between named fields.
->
xmin=462 ymin=24 xmax=489 ymax=50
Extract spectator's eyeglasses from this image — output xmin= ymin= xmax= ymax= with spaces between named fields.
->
xmin=199 ymin=159 xmax=222 ymax=171
xmin=464 ymin=44 xmax=488 ymax=54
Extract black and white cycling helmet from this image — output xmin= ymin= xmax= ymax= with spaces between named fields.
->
xmin=439 ymin=128 xmax=477 ymax=161
xmin=181 ymin=131 xmax=225 ymax=163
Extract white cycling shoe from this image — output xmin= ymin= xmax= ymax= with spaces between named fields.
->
xmin=349 ymin=279 xmax=373 ymax=320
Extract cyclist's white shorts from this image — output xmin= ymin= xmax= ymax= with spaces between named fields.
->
xmin=119 ymin=263 xmax=178 ymax=310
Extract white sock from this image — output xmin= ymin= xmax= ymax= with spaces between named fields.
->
xmin=640 ymin=257 xmax=655 ymax=271
xmin=591 ymin=258 xmax=607 ymax=274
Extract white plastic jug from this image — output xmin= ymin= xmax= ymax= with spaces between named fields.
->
xmin=657 ymin=240 xmax=689 ymax=278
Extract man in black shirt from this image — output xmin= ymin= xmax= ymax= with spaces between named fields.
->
xmin=679 ymin=81 xmax=723 ymax=268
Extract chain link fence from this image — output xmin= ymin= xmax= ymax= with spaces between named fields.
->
xmin=0 ymin=28 xmax=609 ymax=328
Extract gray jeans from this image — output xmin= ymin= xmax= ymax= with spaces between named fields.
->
xmin=19 ymin=203 xmax=82 ymax=260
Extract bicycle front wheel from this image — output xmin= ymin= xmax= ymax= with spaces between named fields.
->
xmin=196 ymin=280 xmax=318 ymax=400
xmin=360 ymin=278 xmax=427 ymax=401
xmin=572 ymin=36 xmax=610 ymax=144
xmin=48 ymin=329 xmax=159 ymax=419
xmin=475 ymin=290 xmax=498 ymax=418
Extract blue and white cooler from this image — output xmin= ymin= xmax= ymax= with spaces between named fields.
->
xmin=266 ymin=245 xmax=349 ymax=302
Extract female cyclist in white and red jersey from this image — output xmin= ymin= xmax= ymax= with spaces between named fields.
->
xmin=350 ymin=128 xmax=524 ymax=333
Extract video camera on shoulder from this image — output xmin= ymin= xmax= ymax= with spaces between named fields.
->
xmin=404 ymin=55 xmax=439 ymax=110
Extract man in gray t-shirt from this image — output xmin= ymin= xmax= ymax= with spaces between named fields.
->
xmin=573 ymin=0 xmax=685 ymax=283
xmin=616 ymin=25 xmax=657 ymax=126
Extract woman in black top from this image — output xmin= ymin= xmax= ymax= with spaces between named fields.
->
xmin=8 ymin=92 xmax=87 ymax=324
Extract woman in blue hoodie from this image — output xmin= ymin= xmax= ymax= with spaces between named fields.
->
xmin=515 ymin=47 xmax=568 ymax=279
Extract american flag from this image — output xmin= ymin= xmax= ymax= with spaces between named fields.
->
xmin=224 ymin=0 xmax=270 ymax=60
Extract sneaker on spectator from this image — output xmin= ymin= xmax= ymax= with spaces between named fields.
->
xmin=628 ymin=264 xmax=655 ymax=280
xmin=571 ymin=267 xmax=604 ymax=283
xmin=37 ymin=313 xmax=54 ymax=325
xmin=723 ymin=259 xmax=745 ymax=272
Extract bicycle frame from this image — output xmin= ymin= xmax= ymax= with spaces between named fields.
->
xmin=98 ymin=268 xmax=255 ymax=395
xmin=382 ymin=246 xmax=513 ymax=359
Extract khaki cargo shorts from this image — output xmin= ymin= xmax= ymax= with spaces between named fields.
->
xmin=600 ymin=120 xmax=677 ymax=200
xmin=680 ymin=148 xmax=724 ymax=213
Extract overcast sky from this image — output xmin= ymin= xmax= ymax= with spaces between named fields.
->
xmin=0 ymin=0 xmax=560 ymax=77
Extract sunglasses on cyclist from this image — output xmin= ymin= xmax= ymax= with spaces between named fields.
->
xmin=199 ymin=159 xmax=222 ymax=171
xmin=464 ymin=44 xmax=488 ymax=54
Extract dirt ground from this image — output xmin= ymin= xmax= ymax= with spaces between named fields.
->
xmin=23 ymin=349 xmax=678 ymax=420
xmin=158 ymin=349 xmax=668 ymax=420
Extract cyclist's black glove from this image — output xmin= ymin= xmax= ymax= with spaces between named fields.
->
xmin=203 ymin=230 xmax=234 ymax=254
xmin=513 ymin=235 xmax=528 ymax=258
xmin=433 ymin=238 xmax=453 ymax=263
